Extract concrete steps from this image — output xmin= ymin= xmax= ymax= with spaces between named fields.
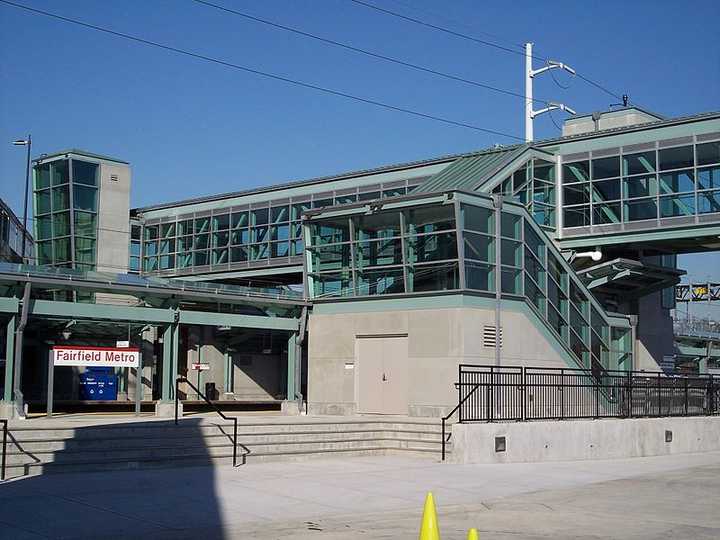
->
xmin=3 ymin=418 xmax=451 ymax=477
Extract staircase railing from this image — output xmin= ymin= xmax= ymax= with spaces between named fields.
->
xmin=174 ymin=376 xmax=242 ymax=467
xmin=441 ymin=382 xmax=482 ymax=462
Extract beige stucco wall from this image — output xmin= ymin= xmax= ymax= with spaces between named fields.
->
xmin=308 ymin=303 xmax=571 ymax=417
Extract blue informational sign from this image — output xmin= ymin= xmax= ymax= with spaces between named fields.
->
xmin=78 ymin=367 xmax=118 ymax=400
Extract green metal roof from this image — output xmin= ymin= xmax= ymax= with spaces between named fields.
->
xmin=412 ymin=144 xmax=530 ymax=193
xmin=33 ymin=149 xmax=129 ymax=165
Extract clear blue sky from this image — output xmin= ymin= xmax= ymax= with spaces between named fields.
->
xmin=1 ymin=0 xmax=719 ymax=296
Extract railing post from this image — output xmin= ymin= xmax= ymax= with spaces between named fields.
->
xmin=521 ymin=366 xmax=526 ymax=422
xmin=657 ymin=372 xmax=662 ymax=417
xmin=441 ymin=418 xmax=446 ymax=461
xmin=709 ymin=375 xmax=715 ymax=416
xmin=489 ymin=367 xmax=494 ymax=423
xmin=458 ymin=364 xmax=463 ymax=423
xmin=594 ymin=374 xmax=600 ymax=419
xmin=1 ymin=420 xmax=6 ymax=481
xmin=684 ymin=377 xmax=689 ymax=416
xmin=627 ymin=371 xmax=633 ymax=419
xmin=233 ymin=418 xmax=238 ymax=467
xmin=174 ymin=377 xmax=180 ymax=425
xmin=560 ymin=369 xmax=565 ymax=421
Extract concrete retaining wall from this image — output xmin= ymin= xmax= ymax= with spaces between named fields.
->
xmin=451 ymin=416 xmax=720 ymax=464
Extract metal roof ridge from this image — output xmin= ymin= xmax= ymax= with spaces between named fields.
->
xmin=33 ymin=148 xmax=130 ymax=165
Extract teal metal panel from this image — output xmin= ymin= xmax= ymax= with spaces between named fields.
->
xmin=29 ymin=300 xmax=175 ymax=323
xmin=0 ymin=297 xmax=19 ymax=314
xmin=161 ymin=324 xmax=174 ymax=401
xmin=312 ymin=292 xmax=497 ymax=315
xmin=287 ymin=332 xmax=297 ymax=400
xmin=558 ymin=224 xmax=720 ymax=250
xmin=3 ymin=315 xmax=15 ymax=402
xmin=178 ymin=310 xmax=298 ymax=331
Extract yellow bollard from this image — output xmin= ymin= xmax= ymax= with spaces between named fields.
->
xmin=467 ymin=528 xmax=479 ymax=540
xmin=419 ymin=491 xmax=441 ymax=540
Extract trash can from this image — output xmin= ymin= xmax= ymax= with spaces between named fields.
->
xmin=79 ymin=368 xmax=118 ymax=400
xmin=205 ymin=382 xmax=218 ymax=400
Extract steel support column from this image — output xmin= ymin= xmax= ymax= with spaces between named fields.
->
xmin=287 ymin=332 xmax=297 ymax=401
xmin=161 ymin=324 xmax=174 ymax=402
xmin=3 ymin=316 xmax=15 ymax=403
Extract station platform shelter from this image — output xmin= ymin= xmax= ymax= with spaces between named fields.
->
xmin=2 ymin=107 xmax=720 ymax=420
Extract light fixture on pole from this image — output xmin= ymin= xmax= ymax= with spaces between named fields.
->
xmin=12 ymin=135 xmax=32 ymax=263
xmin=525 ymin=43 xmax=577 ymax=142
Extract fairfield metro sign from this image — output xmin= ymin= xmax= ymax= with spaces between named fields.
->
xmin=51 ymin=346 xmax=140 ymax=367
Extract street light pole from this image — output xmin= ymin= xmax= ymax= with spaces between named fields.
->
xmin=12 ymin=134 xmax=32 ymax=263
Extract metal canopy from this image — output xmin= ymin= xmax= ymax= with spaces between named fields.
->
xmin=577 ymin=258 xmax=685 ymax=299
xmin=0 ymin=263 xmax=307 ymax=309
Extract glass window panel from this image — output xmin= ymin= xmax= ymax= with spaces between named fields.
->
xmin=659 ymin=145 xmax=693 ymax=170
xmin=501 ymin=267 xmax=521 ymax=294
xmin=660 ymin=194 xmax=695 ymax=218
xmin=52 ymin=185 xmax=70 ymax=211
xmin=160 ymin=254 xmax=176 ymax=270
xmin=623 ymin=151 xmax=656 ymax=176
xmin=532 ymin=204 xmax=555 ymax=228
xmin=195 ymin=217 xmax=210 ymax=234
xmin=547 ymin=254 xmax=565 ymax=290
xmin=569 ymin=329 xmax=588 ymax=365
xmin=697 ymin=141 xmax=720 ymax=166
xmin=73 ymin=185 xmax=97 ymax=212
xmin=231 ymin=229 xmax=249 ymax=245
xmin=271 ymin=205 xmax=289 ymax=223
xmin=159 ymin=238 xmax=175 ymax=254
xmin=72 ymin=160 xmax=98 ymax=186
xmin=74 ymin=211 xmax=96 ymax=237
xmin=36 ymin=215 xmax=52 ymax=240
xmin=52 ymin=212 xmax=70 ymax=236
xmin=548 ymin=304 xmax=568 ymax=340
xmin=74 ymin=237 xmax=96 ymax=265
xmin=252 ymin=208 xmax=269 ymax=225
xmin=251 ymin=243 xmax=269 ymax=260
xmin=177 ymin=220 xmax=193 ymax=235
xmin=524 ymin=222 xmax=545 ymax=263
xmin=144 ymin=256 xmax=158 ymax=272
xmin=230 ymin=246 xmax=248 ymax=263
xmin=335 ymin=194 xmax=357 ymax=205
xmin=211 ymin=249 xmax=227 ymax=265
xmin=463 ymin=232 xmax=493 ymax=262
xmin=409 ymin=262 xmax=459 ymax=292
xmin=563 ymin=183 xmax=590 ymax=205
xmin=161 ymin=223 xmax=176 ymax=238
xmin=34 ymin=163 xmax=51 ymax=189
xmin=36 ymin=189 xmax=51 ymax=215
xmin=292 ymin=239 xmax=304 ymax=256
xmin=513 ymin=164 xmax=530 ymax=190
xmin=144 ymin=240 xmax=158 ymax=256
xmin=231 ymin=212 xmax=248 ymax=229
xmin=251 ymin=227 xmax=268 ymax=243
xmin=493 ymin=176 xmax=511 ymax=195
xmin=659 ymin=170 xmax=694 ymax=194
xmin=524 ymin=247 xmax=545 ymax=289
xmin=194 ymin=250 xmax=209 ymax=266
xmin=129 ymin=257 xmax=140 ymax=272
xmin=357 ymin=191 xmax=381 ymax=202
xmin=353 ymin=212 xmax=401 ymax=240
xmin=51 ymin=160 xmax=69 ymax=185
xmin=271 ymin=224 xmax=289 ymax=241
xmin=592 ymin=156 xmax=620 ymax=179
xmin=624 ymin=198 xmax=658 ymax=221
xmin=291 ymin=202 xmax=312 ymax=220
xmin=547 ymin=275 xmax=566 ymax=311
xmin=310 ymin=219 xmax=350 ymax=245
xmin=37 ymin=241 xmax=52 ymax=264
xmin=592 ymin=179 xmax=621 ymax=202
xmin=563 ymin=206 xmax=590 ymax=228
xmin=130 ymin=241 xmax=141 ymax=257
xmin=461 ymin=204 xmax=493 ymax=233
xmin=312 ymin=272 xmax=353 ymax=297
xmin=562 ymin=161 xmax=590 ymax=183
xmin=501 ymin=212 xmax=521 ymax=239
xmin=195 ymin=234 xmax=209 ymax=250
xmin=53 ymin=238 xmax=71 ymax=262
xmin=313 ymin=198 xmax=333 ymax=208
xmin=356 ymin=267 xmax=404 ymax=295
xmin=291 ymin=223 xmax=302 ymax=239
xmin=212 ymin=231 xmax=229 ymax=248
xmin=404 ymin=205 xmax=455 ymax=235
xmin=212 ymin=214 xmax=230 ymax=231
xmin=310 ymin=243 xmax=352 ymax=272
xmin=383 ymin=187 xmax=406 ymax=198
xmin=465 ymin=262 xmax=494 ymax=292
xmin=271 ymin=241 xmax=290 ymax=258
xmin=592 ymin=203 xmax=622 ymax=225
xmin=533 ymin=160 xmax=555 ymax=182
xmin=356 ymin=238 xmax=403 ymax=267
xmin=624 ymin=175 xmax=657 ymax=198
xmin=697 ymin=166 xmax=720 ymax=190
xmin=524 ymin=272 xmax=545 ymax=313
xmin=697 ymin=190 xmax=720 ymax=214
xmin=177 ymin=236 xmax=193 ymax=251
xmin=501 ymin=238 xmax=521 ymax=267
xmin=533 ymin=182 xmax=555 ymax=205
xmin=406 ymin=231 xmax=457 ymax=263
xmin=177 ymin=253 xmax=193 ymax=268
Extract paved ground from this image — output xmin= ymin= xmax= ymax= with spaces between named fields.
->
xmin=1 ymin=451 xmax=719 ymax=539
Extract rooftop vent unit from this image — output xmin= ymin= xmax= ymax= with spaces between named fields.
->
xmin=562 ymin=107 xmax=664 ymax=137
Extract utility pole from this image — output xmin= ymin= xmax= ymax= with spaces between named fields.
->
xmin=12 ymin=134 xmax=32 ymax=262
xmin=525 ymin=43 xmax=577 ymax=142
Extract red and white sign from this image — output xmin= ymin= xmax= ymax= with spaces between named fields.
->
xmin=52 ymin=346 xmax=140 ymax=367
xmin=191 ymin=363 xmax=210 ymax=371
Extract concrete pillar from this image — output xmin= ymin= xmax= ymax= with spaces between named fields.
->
xmin=286 ymin=332 xmax=297 ymax=401
xmin=156 ymin=323 xmax=180 ymax=417
xmin=3 ymin=315 xmax=15 ymax=403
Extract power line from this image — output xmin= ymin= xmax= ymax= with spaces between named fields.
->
xmin=189 ymin=0 xmax=550 ymax=105
xmin=348 ymin=0 xmax=629 ymax=104
xmin=0 ymin=0 xmax=524 ymax=141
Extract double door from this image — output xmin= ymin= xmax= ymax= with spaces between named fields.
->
xmin=356 ymin=335 xmax=408 ymax=415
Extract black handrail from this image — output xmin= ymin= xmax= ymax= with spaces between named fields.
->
xmin=441 ymin=382 xmax=482 ymax=461
xmin=1 ymin=419 xmax=7 ymax=480
xmin=174 ymin=376 xmax=240 ymax=467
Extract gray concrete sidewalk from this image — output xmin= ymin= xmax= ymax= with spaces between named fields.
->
xmin=2 ymin=451 xmax=719 ymax=539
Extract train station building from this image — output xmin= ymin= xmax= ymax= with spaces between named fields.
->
xmin=1 ymin=107 xmax=719 ymax=419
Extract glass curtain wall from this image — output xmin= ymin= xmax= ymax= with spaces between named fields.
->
xmin=562 ymin=138 xmax=720 ymax=230
xmin=306 ymin=194 xmax=630 ymax=372
xmin=140 ymin=178 xmax=426 ymax=274
xmin=33 ymin=158 xmax=99 ymax=269
xmin=492 ymin=159 xmax=557 ymax=231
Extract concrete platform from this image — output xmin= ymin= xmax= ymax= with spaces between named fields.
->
xmin=1 ymin=451 xmax=719 ymax=539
